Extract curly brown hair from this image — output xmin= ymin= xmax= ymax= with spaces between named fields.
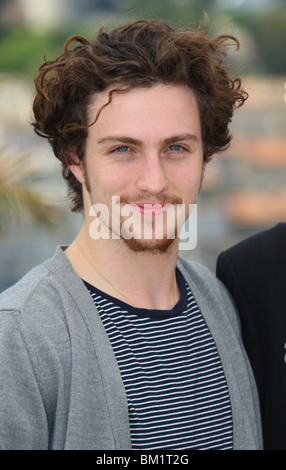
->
xmin=32 ymin=19 xmax=248 ymax=212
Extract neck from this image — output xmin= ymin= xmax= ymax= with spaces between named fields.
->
xmin=65 ymin=224 xmax=180 ymax=310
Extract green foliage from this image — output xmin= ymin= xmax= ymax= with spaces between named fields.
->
xmin=0 ymin=2 xmax=285 ymax=75
xmin=234 ymin=7 xmax=286 ymax=74
xmin=128 ymin=0 xmax=214 ymax=26
xmin=0 ymin=26 xmax=75 ymax=76
xmin=128 ymin=0 xmax=286 ymax=74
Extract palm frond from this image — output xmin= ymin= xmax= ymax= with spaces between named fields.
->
xmin=0 ymin=146 xmax=65 ymax=236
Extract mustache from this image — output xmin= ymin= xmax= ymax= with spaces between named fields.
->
xmin=119 ymin=195 xmax=183 ymax=205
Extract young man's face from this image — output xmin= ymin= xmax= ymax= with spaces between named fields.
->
xmin=71 ymin=84 xmax=205 ymax=253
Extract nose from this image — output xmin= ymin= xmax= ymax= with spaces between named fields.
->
xmin=136 ymin=153 xmax=169 ymax=195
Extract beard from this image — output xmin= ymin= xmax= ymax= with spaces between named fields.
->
xmin=83 ymin=165 xmax=188 ymax=254
xmin=118 ymin=194 xmax=185 ymax=254
xmin=122 ymin=235 xmax=176 ymax=254
xmin=121 ymin=217 xmax=176 ymax=254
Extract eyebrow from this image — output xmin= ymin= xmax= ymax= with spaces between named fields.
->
xmin=97 ymin=136 xmax=144 ymax=147
xmin=162 ymin=133 xmax=199 ymax=146
xmin=97 ymin=133 xmax=200 ymax=147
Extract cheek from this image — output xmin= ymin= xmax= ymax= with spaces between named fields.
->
xmin=174 ymin=166 xmax=203 ymax=197
xmin=86 ymin=163 xmax=131 ymax=197
xmin=172 ymin=168 xmax=198 ymax=188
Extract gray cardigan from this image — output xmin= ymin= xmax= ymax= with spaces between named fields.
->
xmin=0 ymin=247 xmax=262 ymax=450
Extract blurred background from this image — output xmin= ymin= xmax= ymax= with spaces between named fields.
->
xmin=0 ymin=0 xmax=285 ymax=292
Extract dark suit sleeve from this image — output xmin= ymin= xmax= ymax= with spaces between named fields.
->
xmin=216 ymin=223 xmax=286 ymax=450
xmin=217 ymin=247 xmax=265 ymax=399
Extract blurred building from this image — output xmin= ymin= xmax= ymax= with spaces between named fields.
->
xmin=1 ymin=0 xmax=128 ymax=30
xmin=2 ymin=0 xmax=67 ymax=29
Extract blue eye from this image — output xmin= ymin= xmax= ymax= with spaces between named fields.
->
xmin=115 ymin=146 xmax=130 ymax=152
xmin=169 ymin=144 xmax=183 ymax=151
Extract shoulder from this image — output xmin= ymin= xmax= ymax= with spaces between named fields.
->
xmin=218 ymin=223 xmax=286 ymax=265
xmin=178 ymin=255 xmax=226 ymax=293
xmin=0 ymin=263 xmax=50 ymax=310
xmin=216 ymin=223 xmax=286 ymax=303
xmin=0 ymin=247 xmax=88 ymax=374
xmin=177 ymin=255 xmax=237 ymax=319
xmin=177 ymin=257 xmax=247 ymax=355
xmin=0 ymin=246 xmax=81 ymax=329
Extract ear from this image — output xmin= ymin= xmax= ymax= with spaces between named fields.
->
xmin=68 ymin=152 xmax=85 ymax=184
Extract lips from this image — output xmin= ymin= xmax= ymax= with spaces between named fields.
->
xmin=128 ymin=202 xmax=172 ymax=215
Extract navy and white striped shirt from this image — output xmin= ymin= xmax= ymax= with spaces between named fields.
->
xmin=84 ymin=270 xmax=233 ymax=450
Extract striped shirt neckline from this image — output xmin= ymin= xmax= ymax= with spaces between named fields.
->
xmin=84 ymin=270 xmax=233 ymax=450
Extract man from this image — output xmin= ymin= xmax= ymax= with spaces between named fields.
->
xmin=217 ymin=223 xmax=286 ymax=450
xmin=0 ymin=20 xmax=262 ymax=450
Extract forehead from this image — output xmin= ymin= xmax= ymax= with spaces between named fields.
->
xmin=88 ymin=84 xmax=201 ymax=138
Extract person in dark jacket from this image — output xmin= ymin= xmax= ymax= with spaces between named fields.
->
xmin=217 ymin=222 xmax=286 ymax=449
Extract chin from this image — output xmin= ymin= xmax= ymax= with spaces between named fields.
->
xmin=122 ymin=236 xmax=177 ymax=254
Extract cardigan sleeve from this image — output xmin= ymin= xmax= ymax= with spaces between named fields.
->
xmin=0 ymin=310 xmax=49 ymax=449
